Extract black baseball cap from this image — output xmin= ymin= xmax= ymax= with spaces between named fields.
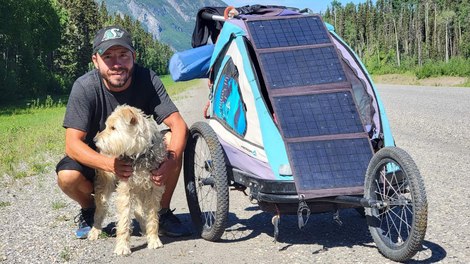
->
xmin=93 ymin=25 xmax=135 ymax=55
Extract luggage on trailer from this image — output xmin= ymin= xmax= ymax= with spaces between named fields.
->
xmin=169 ymin=44 xmax=214 ymax=82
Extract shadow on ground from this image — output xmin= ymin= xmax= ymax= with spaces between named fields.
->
xmin=101 ymin=208 xmax=445 ymax=263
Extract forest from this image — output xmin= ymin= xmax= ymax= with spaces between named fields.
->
xmin=1 ymin=0 xmax=470 ymax=105
xmin=322 ymin=0 xmax=470 ymax=79
xmin=0 ymin=0 xmax=173 ymax=104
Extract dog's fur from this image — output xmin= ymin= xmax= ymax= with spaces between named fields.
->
xmin=89 ymin=105 xmax=167 ymax=255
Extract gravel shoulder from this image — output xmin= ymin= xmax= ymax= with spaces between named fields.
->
xmin=0 ymin=82 xmax=469 ymax=263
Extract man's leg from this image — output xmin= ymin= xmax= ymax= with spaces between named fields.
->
xmin=57 ymin=170 xmax=94 ymax=208
xmin=56 ymin=156 xmax=96 ymax=238
xmin=159 ymin=131 xmax=191 ymax=237
xmin=160 ymin=131 xmax=182 ymax=209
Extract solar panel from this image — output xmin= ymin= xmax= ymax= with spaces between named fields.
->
xmin=273 ymin=92 xmax=363 ymax=138
xmin=247 ymin=16 xmax=331 ymax=49
xmin=244 ymin=15 xmax=374 ymax=196
xmin=288 ymin=138 xmax=372 ymax=190
xmin=260 ymin=47 xmax=347 ymax=89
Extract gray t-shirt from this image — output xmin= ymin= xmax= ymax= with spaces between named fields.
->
xmin=63 ymin=64 xmax=178 ymax=150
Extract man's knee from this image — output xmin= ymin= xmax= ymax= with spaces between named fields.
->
xmin=57 ymin=170 xmax=88 ymax=191
xmin=162 ymin=130 xmax=172 ymax=150
xmin=162 ymin=131 xmax=182 ymax=161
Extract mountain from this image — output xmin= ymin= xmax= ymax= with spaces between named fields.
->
xmin=96 ymin=0 xmax=227 ymax=51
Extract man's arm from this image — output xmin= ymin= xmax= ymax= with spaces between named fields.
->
xmin=162 ymin=112 xmax=188 ymax=160
xmin=151 ymin=112 xmax=188 ymax=186
xmin=65 ymin=128 xmax=133 ymax=181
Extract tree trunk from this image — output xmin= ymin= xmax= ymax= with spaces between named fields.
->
xmin=377 ymin=44 xmax=380 ymax=65
xmin=418 ymin=4 xmax=422 ymax=67
xmin=409 ymin=5 xmax=413 ymax=56
xmin=4 ymin=48 xmax=8 ymax=82
xmin=446 ymin=21 xmax=449 ymax=63
xmin=425 ymin=1 xmax=429 ymax=58
xmin=434 ymin=3 xmax=437 ymax=59
xmin=459 ymin=19 xmax=462 ymax=45
xmin=393 ymin=18 xmax=400 ymax=67
xmin=334 ymin=9 xmax=337 ymax=30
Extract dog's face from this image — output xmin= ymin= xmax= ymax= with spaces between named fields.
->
xmin=95 ymin=105 xmax=153 ymax=157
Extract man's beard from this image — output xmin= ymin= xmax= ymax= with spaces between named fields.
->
xmin=100 ymin=66 xmax=134 ymax=89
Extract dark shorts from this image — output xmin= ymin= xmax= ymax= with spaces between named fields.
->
xmin=56 ymin=156 xmax=96 ymax=182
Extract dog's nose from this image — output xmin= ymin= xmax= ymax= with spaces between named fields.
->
xmin=93 ymin=137 xmax=98 ymax=143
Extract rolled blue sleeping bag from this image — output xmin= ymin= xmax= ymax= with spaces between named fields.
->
xmin=169 ymin=44 xmax=215 ymax=82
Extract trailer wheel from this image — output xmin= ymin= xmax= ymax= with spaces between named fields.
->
xmin=364 ymin=147 xmax=427 ymax=262
xmin=184 ymin=122 xmax=229 ymax=241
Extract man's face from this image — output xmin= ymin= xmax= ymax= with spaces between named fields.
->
xmin=92 ymin=46 xmax=135 ymax=91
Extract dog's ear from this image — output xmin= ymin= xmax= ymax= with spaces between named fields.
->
xmin=122 ymin=108 xmax=138 ymax=126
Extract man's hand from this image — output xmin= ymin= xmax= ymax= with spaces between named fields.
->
xmin=105 ymin=157 xmax=133 ymax=181
xmin=151 ymin=152 xmax=178 ymax=186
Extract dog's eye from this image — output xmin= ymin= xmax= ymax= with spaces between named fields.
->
xmin=111 ymin=126 xmax=116 ymax=130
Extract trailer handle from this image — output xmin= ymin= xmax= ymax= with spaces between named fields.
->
xmin=201 ymin=12 xmax=225 ymax=22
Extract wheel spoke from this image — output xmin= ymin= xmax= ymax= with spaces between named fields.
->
xmin=193 ymin=134 xmax=220 ymax=229
xmin=386 ymin=209 xmax=407 ymax=241
xmin=399 ymin=205 xmax=409 ymax=240
xmin=382 ymin=170 xmax=400 ymax=198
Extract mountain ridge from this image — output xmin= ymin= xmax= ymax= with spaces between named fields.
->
xmin=97 ymin=0 xmax=227 ymax=51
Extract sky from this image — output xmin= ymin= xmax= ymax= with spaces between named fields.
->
xmin=224 ymin=0 xmax=368 ymax=14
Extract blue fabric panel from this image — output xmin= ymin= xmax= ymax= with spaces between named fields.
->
xmin=209 ymin=23 xmax=246 ymax=70
xmin=213 ymin=74 xmax=246 ymax=136
xmin=234 ymin=37 xmax=291 ymax=180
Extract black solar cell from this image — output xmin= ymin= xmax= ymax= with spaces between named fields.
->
xmin=260 ymin=47 xmax=346 ymax=88
xmin=273 ymin=92 xmax=364 ymax=138
xmin=288 ymin=138 xmax=372 ymax=190
xmin=248 ymin=16 xmax=330 ymax=48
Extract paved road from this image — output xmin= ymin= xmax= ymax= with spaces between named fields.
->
xmin=160 ymin=83 xmax=470 ymax=264
xmin=1 ymin=83 xmax=468 ymax=263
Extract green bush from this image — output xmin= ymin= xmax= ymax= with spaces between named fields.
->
xmin=415 ymin=58 xmax=470 ymax=79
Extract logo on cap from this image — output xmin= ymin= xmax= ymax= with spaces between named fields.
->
xmin=102 ymin=28 xmax=123 ymax=41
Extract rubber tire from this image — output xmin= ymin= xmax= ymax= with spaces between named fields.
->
xmin=184 ymin=121 xmax=229 ymax=241
xmin=364 ymin=147 xmax=427 ymax=262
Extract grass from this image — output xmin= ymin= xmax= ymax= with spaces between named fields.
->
xmin=160 ymin=75 xmax=202 ymax=98
xmin=0 ymin=75 xmax=198 ymax=181
xmin=52 ymin=201 xmax=67 ymax=210
xmin=99 ymin=231 xmax=113 ymax=239
xmin=455 ymin=79 xmax=470 ymax=87
xmin=0 ymin=104 xmax=66 ymax=179
xmin=0 ymin=201 xmax=11 ymax=207
xmin=60 ymin=246 xmax=71 ymax=261
xmin=55 ymin=215 xmax=70 ymax=222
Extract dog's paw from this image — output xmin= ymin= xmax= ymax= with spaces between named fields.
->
xmin=114 ymin=246 xmax=131 ymax=256
xmin=147 ymin=238 xmax=164 ymax=249
xmin=88 ymin=228 xmax=101 ymax=241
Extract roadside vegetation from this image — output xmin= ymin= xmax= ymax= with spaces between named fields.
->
xmin=323 ymin=0 xmax=470 ymax=81
xmin=0 ymin=77 xmax=200 ymax=183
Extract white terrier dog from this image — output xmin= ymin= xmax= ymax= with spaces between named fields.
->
xmin=89 ymin=105 xmax=167 ymax=255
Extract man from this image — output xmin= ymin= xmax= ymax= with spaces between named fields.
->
xmin=56 ymin=25 xmax=191 ymax=238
